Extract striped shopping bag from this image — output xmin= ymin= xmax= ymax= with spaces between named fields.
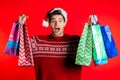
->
xmin=18 ymin=24 xmax=34 ymax=66
xmin=75 ymin=23 xmax=93 ymax=66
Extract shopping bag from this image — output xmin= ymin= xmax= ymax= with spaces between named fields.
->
xmin=92 ymin=24 xmax=108 ymax=65
xmin=75 ymin=23 xmax=93 ymax=66
xmin=4 ymin=23 xmax=21 ymax=56
xmin=18 ymin=25 xmax=34 ymax=66
xmin=4 ymin=22 xmax=34 ymax=66
xmin=101 ymin=25 xmax=118 ymax=58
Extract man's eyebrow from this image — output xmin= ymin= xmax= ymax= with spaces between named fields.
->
xmin=51 ymin=18 xmax=63 ymax=20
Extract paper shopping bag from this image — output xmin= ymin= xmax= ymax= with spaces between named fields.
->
xmin=92 ymin=24 xmax=108 ymax=65
xmin=101 ymin=25 xmax=118 ymax=58
xmin=4 ymin=23 xmax=21 ymax=56
xmin=18 ymin=25 xmax=34 ymax=66
xmin=75 ymin=23 xmax=92 ymax=66
xmin=4 ymin=22 xmax=34 ymax=66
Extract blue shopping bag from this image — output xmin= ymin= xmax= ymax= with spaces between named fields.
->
xmin=101 ymin=25 xmax=118 ymax=58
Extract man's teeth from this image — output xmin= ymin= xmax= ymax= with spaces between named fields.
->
xmin=55 ymin=28 xmax=60 ymax=30
xmin=55 ymin=28 xmax=60 ymax=29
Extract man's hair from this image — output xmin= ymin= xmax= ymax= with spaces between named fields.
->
xmin=46 ymin=9 xmax=66 ymax=22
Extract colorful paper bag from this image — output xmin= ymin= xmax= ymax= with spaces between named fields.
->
xmin=5 ymin=23 xmax=34 ymax=66
xmin=4 ymin=23 xmax=21 ymax=56
xmin=101 ymin=25 xmax=118 ymax=58
xmin=75 ymin=23 xmax=93 ymax=66
xmin=18 ymin=25 xmax=34 ymax=66
xmin=92 ymin=24 xmax=108 ymax=65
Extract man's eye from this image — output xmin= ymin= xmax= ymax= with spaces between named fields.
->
xmin=51 ymin=20 xmax=55 ymax=23
xmin=59 ymin=20 xmax=63 ymax=22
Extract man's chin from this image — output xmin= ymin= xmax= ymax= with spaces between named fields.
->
xmin=53 ymin=33 xmax=63 ymax=37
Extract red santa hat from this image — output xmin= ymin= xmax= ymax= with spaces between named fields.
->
xmin=42 ymin=8 xmax=67 ymax=27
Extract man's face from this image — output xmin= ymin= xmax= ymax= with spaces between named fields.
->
xmin=49 ymin=15 xmax=66 ymax=37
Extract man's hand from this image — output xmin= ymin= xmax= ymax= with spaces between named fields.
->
xmin=18 ymin=14 xmax=28 ymax=25
xmin=89 ymin=14 xmax=98 ymax=25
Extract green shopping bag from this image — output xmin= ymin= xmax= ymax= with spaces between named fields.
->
xmin=92 ymin=24 xmax=108 ymax=65
xmin=75 ymin=23 xmax=93 ymax=66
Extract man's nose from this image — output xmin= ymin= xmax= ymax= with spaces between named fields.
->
xmin=55 ymin=21 xmax=59 ymax=26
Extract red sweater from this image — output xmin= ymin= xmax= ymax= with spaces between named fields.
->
xmin=30 ymin=34 xmax=82 ymax=80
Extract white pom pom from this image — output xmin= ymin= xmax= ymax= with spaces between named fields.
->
xmin=42 ymin=20 xmax=49 ymax=27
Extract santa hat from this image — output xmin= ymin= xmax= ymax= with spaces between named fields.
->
xmin=42 ymin=8 xmax=67 ymax=27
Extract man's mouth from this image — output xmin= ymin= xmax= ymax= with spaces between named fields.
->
xmin=54 ymin=28 xmax=60 ymax=33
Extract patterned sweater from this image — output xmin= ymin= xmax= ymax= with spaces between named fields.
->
xmin=30 ymin=34 xmax=82 ymax=80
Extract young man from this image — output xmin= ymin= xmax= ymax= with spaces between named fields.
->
xmin=18 ymin=8 xmax=81 ymax=80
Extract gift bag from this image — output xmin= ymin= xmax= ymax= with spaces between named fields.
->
xmin=101 ymin=25 xmax=118 ymax=58
xmin=18 ymin=25 xmax=34 ymax=66
xmin=75 ymin=23 xmax=93 ymax=66
xmin=92 ymin=24 xmax=108 ymax=65
xmin=4 ymin=23 xmax=34 ymax=66
xmin=4 ymin=23 xmax=21 ymax=56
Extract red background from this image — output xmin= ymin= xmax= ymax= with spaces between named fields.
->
xmin=0 ymin=0 xmax=120 ymax=80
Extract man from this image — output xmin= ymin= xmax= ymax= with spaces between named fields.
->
xmin=18 ymin=8 xmax=81 ymax=80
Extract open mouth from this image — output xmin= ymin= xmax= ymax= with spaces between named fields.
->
xmin=54 ymin=28 xmax=60 ymax=33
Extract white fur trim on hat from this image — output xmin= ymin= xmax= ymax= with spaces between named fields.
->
xmin=42 ymin=20 xmax=49 ymax=27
